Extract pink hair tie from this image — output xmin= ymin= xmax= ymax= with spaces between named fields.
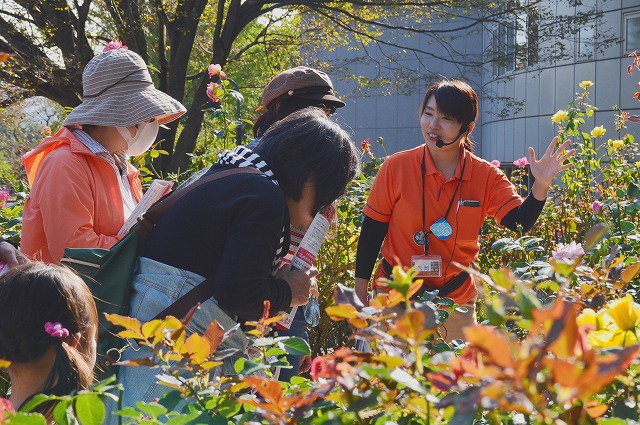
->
xmin=44 ymin=322 xmax=69 ymax=338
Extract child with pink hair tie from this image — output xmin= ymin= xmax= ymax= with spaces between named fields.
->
xmin=0 ymin=262 xmax=98 ymax=419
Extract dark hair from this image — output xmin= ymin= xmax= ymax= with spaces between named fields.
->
xmin=253 ymin=97 xmax=340 ymax=137
xmin=253 ymin=107 xmax=360 ymax=213
xmin=0 ymin=263 xmax=98 ymax=411
xmin=420 ymin=80 xmax=478 ymax=152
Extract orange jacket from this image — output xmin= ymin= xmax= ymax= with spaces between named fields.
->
xmin=21 ymin=127 xmax=143 ymax=264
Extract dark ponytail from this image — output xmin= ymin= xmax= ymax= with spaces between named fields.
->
xmin=0 ymin=263 xmax=98 ymax=414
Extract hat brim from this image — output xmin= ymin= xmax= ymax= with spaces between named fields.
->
xmin=287 ymin=93 xmax=346 ymax=109
xmin=63 ymin=86 xmax=186 ymax=127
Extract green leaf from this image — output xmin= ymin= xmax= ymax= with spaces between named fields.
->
xmin=135 ymin=402 xmax=168 ymax=419
xmin=234 ymin=357 xmax=265 ymax=375
xmin=619 ymin=220 xmax=635 ymax=234
xmin=279 ymin=336 xmax=311 ymax=356
xmin=166 ymin=411 xmax=203 ymax=425
xmin=19 ymin=394 xmax=50 ymax=413
xmin=75 ymin=393 xmax=105 ymax=425
xmin=116 ymin=407 xmax=141 ymax=418
xmin=265 ymin=347 xmax=287 ymax=357
xmin=491 ymin=238 xmax=514 ymax=251
xmin=6 ymin=412 xmax=48 ymax=425
xmin=213 ymin=397 xmax=243 ymax=417
xmin=53 ymin=399 xmax=77 ymax=425
xmin=598 ymin=419 xmax=630 ymax=425
xmin=627 ymin=182 xmax=640 ymax=200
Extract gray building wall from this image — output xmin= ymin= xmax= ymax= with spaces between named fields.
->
xmin=327 ymin=0 xmax=640 ymax=162
xmin=481 ymin=0 xmax=640 ymax=164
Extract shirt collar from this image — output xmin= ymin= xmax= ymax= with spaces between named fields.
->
xmin=422 ymin=144 xmax=472 ymax=181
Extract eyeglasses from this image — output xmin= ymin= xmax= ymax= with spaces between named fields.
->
xmin=318 ymin=104 xmax=336 ymax=116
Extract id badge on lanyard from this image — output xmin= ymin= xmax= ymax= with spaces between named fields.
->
xmin=411 ymin=254 xmax=442 ymax=277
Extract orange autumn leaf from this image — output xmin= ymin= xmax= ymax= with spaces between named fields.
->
xmin=326 ymin=304 xmax=359 ymax=321
xmin=202 ymin=320 xmax=225 ymax=354
xmin=464 ymin=325 xmax=515 ymax=370
xmin=184 ymin=333 xmax=211 ymax=364
xmin=585 ymin=402 xmax=608 ymax=418
xmin=388 ymin=310 xmax=434 ymax=343
xmin=0 ymin=52 xmax=12 ymax=63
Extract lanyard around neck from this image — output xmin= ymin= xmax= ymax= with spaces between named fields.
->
xmin=420 ymin=146 xmax=466 ymax=254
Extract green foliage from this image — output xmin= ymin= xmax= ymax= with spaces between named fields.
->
xmin=5 ymin=56 xmax=640 ymax=425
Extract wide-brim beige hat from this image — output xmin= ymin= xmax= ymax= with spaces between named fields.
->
xmin=63 ymin=48 xmax=186 ymax=127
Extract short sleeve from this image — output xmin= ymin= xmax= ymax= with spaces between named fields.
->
xmin=363 ymin=160 xmax=397 ymax=223
xmin=486 ymin=168 xmax=523 ymax=223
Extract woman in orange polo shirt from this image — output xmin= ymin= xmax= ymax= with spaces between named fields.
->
xmin=355 ymin=79 xmax=574 ymax=342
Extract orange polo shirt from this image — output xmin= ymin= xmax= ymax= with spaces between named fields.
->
xmin=363 ymin=144 xmax=522 ymax=304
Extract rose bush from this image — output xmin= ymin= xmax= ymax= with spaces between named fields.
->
xmin=3 ymin=59 xmax=640 ymax=424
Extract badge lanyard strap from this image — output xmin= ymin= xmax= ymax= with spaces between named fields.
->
xmin=421 ymin=146 xmax=466 ymax=255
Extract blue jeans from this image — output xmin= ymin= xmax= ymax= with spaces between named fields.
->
xmin=277 ymin=308 xmax=309 ymax=382
xmin=115 ymin=258 xmax=249 ymax=408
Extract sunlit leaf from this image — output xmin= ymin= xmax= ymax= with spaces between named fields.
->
xmin=202 ymin=320 xmax=225 ymax=354
xmin=389 ymin=368 xmax=427 ymax=394
xmin=465 ymin=325 xmax=515 ymax=369
xmin=135 ymin=402 xmax=167 ymax=419
xmin=105 ymin=314 xmax=141 ymax=333
xmin=325 ymin=304 xmax=359 ymax=320
xmin=279 ymin=336 xmax=311 ymax=356
xmin=585 ymin=402 xmax=608 ymax=418
xmin=184 ymin=333 xmax=211 ymax=364
xmin=621 ymin=262 xmax=640 ymax=283
xmin=53 ymin=399 xmax=75 ymax=425
xmin=75 ymin=393 xmax=105 ymax=425
xmin=584 ymin=223 xmax=610 ymax=251
xmin=141 ymin=319 xmax=163 ymax=339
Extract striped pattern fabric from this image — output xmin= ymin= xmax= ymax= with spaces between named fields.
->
xmin=63 ymin=49 xmax=185 ymax=127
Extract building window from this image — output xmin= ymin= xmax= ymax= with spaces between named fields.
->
xmin=492 ymin=6 xmax=539 ymax=76
xmin=577 ymin=21 xmax=595 ymax=59
xmin=625 ymin=12 xmax=640 ymax=52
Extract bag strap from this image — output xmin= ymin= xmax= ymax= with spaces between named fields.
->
xmin=133 ymin=167 xmax=264 ymax=239
xmin=153 ymin=276 xmax=215 ymax=321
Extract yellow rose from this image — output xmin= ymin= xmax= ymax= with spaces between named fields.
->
xmin=590 ymin=125 xmax=606 ymax=138
xmin=636 ymin=161 xmax=640 ymax=168
xmin=609 ymin=139 xmax=624 ymax=149
xmin=551 ymin=110 xmax=569 ymax=124
xmin=605 ymin=294 xmax=640 ymax=332
xmin=577 ymin=308 xmax=598 ymax=328
xmin=587 ymin=329 xmax=616 ymax=348
xmin=580 ymin=80 xmax=594 ymax=89
xmin=609 ymin=330 xmax=639 ymax=347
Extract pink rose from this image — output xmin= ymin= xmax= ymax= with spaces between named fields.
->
xmin=490 ymin=160 xmax=501 ymax=167
xmin=552 ymin=242 xmax=585 ymax=262
xmin=208 ymin=64 xmax=227 ymax=79
xmin=206 ymin=82 xmax=221 ymax=103
xmin=103 ymin=40 xmax=128 ymax=52
xmin=513 ymin=157 xmax=529 ymax=168
xmin=591 ymin=200 xmax=603 ymax=214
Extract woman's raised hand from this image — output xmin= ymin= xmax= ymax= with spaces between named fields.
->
xmin=528 ymin=137 xmax=575 ymax=200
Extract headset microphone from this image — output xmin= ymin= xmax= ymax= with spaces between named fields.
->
xmin=435 ymin=138 xmax=456 ymax=148
xmin=435 ymin=124 xmax=468 ymax=148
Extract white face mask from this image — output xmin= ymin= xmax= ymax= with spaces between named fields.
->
xmin=116 ymin=120 xmax=159 ymax=156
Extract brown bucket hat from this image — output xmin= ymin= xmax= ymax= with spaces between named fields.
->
xmin=260 ymin=66 xmax=346 ymax=109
